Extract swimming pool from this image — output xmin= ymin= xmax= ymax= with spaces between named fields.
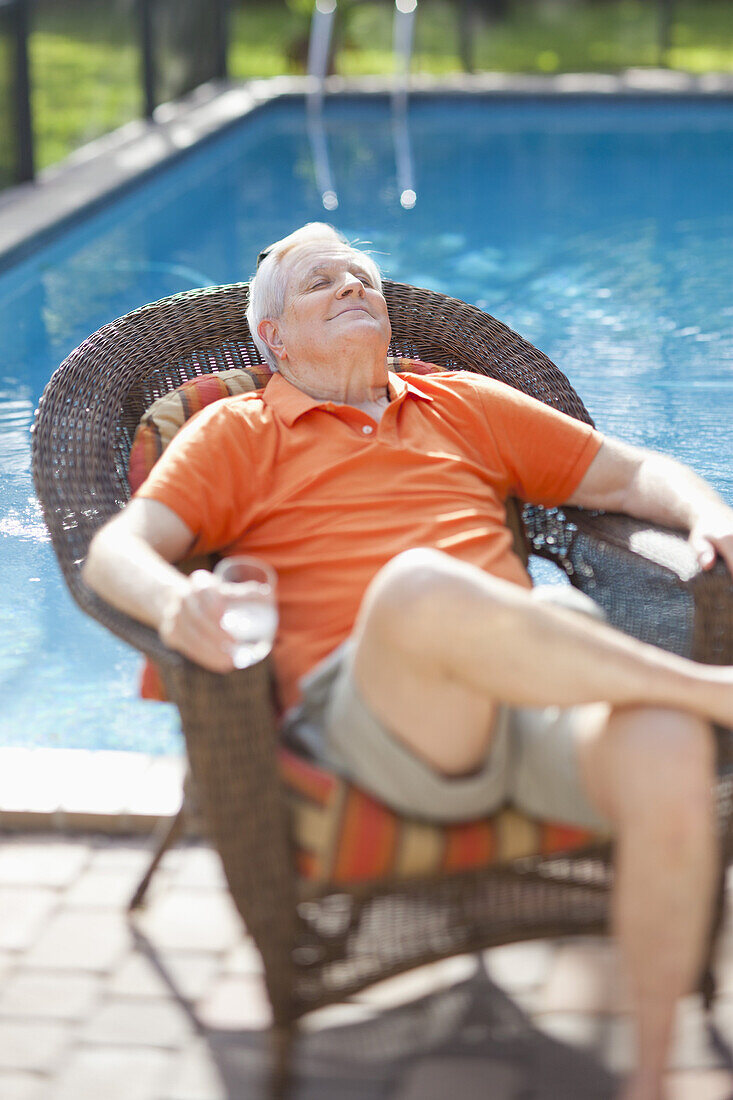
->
xmin=2 ymin=93 xmax=732 ymax=753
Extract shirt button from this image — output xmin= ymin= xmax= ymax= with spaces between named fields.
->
xmin=362 ymin=424 xmax=373 ymax=435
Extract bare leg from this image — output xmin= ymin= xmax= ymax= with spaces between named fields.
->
xmin=578 ymin=706 xmax=717 ymax=1100
xmin=351 ymin=547 xmax=733 ymax=774
xmin=349 ymin=548 xmax=724 ymax=1098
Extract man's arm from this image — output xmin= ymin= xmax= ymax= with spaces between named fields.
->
xmin=567 ymin=437 xmax=733 ymax=574
xmin=83 ymin=499 xmax=237 ymax=672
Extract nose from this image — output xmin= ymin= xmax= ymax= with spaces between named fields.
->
xmin=336 ymin=271 xmax=365 ymax=297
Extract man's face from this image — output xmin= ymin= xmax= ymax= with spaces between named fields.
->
xmin=262 ymin=240 xmax=391 ymax=370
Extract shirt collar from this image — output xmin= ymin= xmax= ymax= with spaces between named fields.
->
xmin=262 ymin=369 xmax=433 ymax=427
xmin=261 ymin=372 xmax=328 ymax=427
xmin=387 ymin=371 xmax=435 ymax=406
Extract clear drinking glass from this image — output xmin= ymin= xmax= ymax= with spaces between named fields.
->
xmin=214 ymin=556 xmax=278 ymax=669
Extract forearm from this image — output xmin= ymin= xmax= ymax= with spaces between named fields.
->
xmin=571 ymin=438 xmax=733 ymax=574
xmin=84 ymin=523 xmax=189 ymax=631
xmin=623 ymin=450 xmax=730 ymax=531
xmin=84 ymin=500 xmax=235 ymax=672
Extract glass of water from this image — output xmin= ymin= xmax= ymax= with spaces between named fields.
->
xmin=214 ymin=556 xmax=278 ymax=669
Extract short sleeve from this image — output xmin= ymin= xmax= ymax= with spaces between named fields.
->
xmin=134 ymin=399 xmax=258 ymax=555
xmin=469 ymin=376 xmax=603 ymax=506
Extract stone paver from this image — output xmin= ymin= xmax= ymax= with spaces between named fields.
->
xmin=171 ymin=845 xmax=226 ymax=891
xmin=0 ymin=887 xmax=58 ymax=952
xmin=65 ymin=866 xmax=151 ymax=908
xmin=537 ymin=939 xmax=624 ymax=1014
xmin=222 ymin=938 xmax=264 ymax=976
xmin=0 ymin=971 xmax=100 ymax=1020
xmin=667 ymin=995 xmax=733 ymax=1072
xmin=0 ymin=1019 xmax=71 ymax=1072
xmin=25 ymin=910 xmax=132 ymax=972
xmin=46 ymin=1045 xmax=173 ymax=1100
xmin=196 ymin=973 xmax=272 ymax=1031
xmin=1 ymin=833 xmax=732 ymax=1098
xmin=159 ymin=1037 xmax=227 ymax=1100
xmin=109 ymin=950 xmax=219 ymax=1002
xmin=0 ymin=840 xmax=90 ymax=888
xmin=135 ymin=888 xmax=242 ymax=953
xmin=0 ymin=1070 xmax=46 ymax=1100
xmin=0 ymin=952 xmax=12 ymax=982
xmin=483 ymin=939 xmax=554 ymax=994
xmin=80 ymin=996 xmax=195 ymax=1048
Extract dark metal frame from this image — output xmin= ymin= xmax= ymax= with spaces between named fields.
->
xmin=141 ymin=0 xmax=229 ymax=121
xmin=3 ymin=0 xmax=34 ymax=183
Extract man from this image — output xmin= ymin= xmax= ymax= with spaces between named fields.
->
xmin=85 ymin=223 xmax=733 ymax=1100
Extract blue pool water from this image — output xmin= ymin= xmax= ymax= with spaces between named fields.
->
xmin=1 ymin=95 xmax=732 ymax=754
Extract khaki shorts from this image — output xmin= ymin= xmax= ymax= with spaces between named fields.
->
xmin=281 ymin=585 xmax=611 ymax=832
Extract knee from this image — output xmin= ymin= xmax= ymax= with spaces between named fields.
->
xmin=608 ymin=707 xmax=715 ymax=839
xmin=361 ymin=547 xmax=509 ymax=647
xmin=361 ymin=547 xmax=459 ymax=642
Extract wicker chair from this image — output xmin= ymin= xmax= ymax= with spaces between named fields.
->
xmin=32 ymin=281 xmax=733 ymax=1091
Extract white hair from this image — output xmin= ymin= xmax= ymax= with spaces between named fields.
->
xmin=246 ymin=223 xmax=383 ymax=371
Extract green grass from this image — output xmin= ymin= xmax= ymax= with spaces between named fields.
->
xmin=336 ymin=0 xmax=733 ymax=76
xmin=229 ymin=0 xmax=733 ymax=78
xmin=229 ymin=5 xmax=307 ymax=79
xmin=29 ymin=7 xmax=140 ymax=172
xmin=19 ymin=0 xmax=733 ymax=172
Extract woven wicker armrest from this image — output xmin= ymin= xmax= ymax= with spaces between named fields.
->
xmin=160 ymin=654 xmax=299 ymax=1019
xmin=526 ymin=506 xmax=733 ymax=667
xmin=64 ymin=572 xmax=300 ymax=1016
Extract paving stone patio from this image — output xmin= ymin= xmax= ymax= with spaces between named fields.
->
xmin=1 ymin=833 xmax=732 ymax=1099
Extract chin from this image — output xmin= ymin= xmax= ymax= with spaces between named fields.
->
xmin=332 ymin=326 xmax=389 ymax=357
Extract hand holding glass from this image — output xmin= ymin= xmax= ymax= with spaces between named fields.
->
xmin=214 ymin=556 xmax=278 ymax=669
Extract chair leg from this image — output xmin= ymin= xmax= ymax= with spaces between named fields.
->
xmin=128 ymin=805 xmax=187 ymax=911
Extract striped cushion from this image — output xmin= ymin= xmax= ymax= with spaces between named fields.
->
xmin=129 ymin=357 xmax=600 ymax=885
xmin=129 ymin=368 xmax=260 ymax=492
xmin=280 ymin=746 xmax=597 ymax=885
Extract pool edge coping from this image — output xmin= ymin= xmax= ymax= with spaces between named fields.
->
xmin=2 ymin=69 xmax=733 ymax=271
xmin=0 ymin=746 xmax=189 ymax=836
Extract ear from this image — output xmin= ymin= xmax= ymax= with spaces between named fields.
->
xmin=258 ymin=319 xmax=288 ymax=363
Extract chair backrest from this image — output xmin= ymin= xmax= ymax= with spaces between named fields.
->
xmin=32 ymin=280 xmax=593 ymax=646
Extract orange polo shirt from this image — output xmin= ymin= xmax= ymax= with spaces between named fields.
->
xmin=136 ymin=371 xmax=602 ymax=709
